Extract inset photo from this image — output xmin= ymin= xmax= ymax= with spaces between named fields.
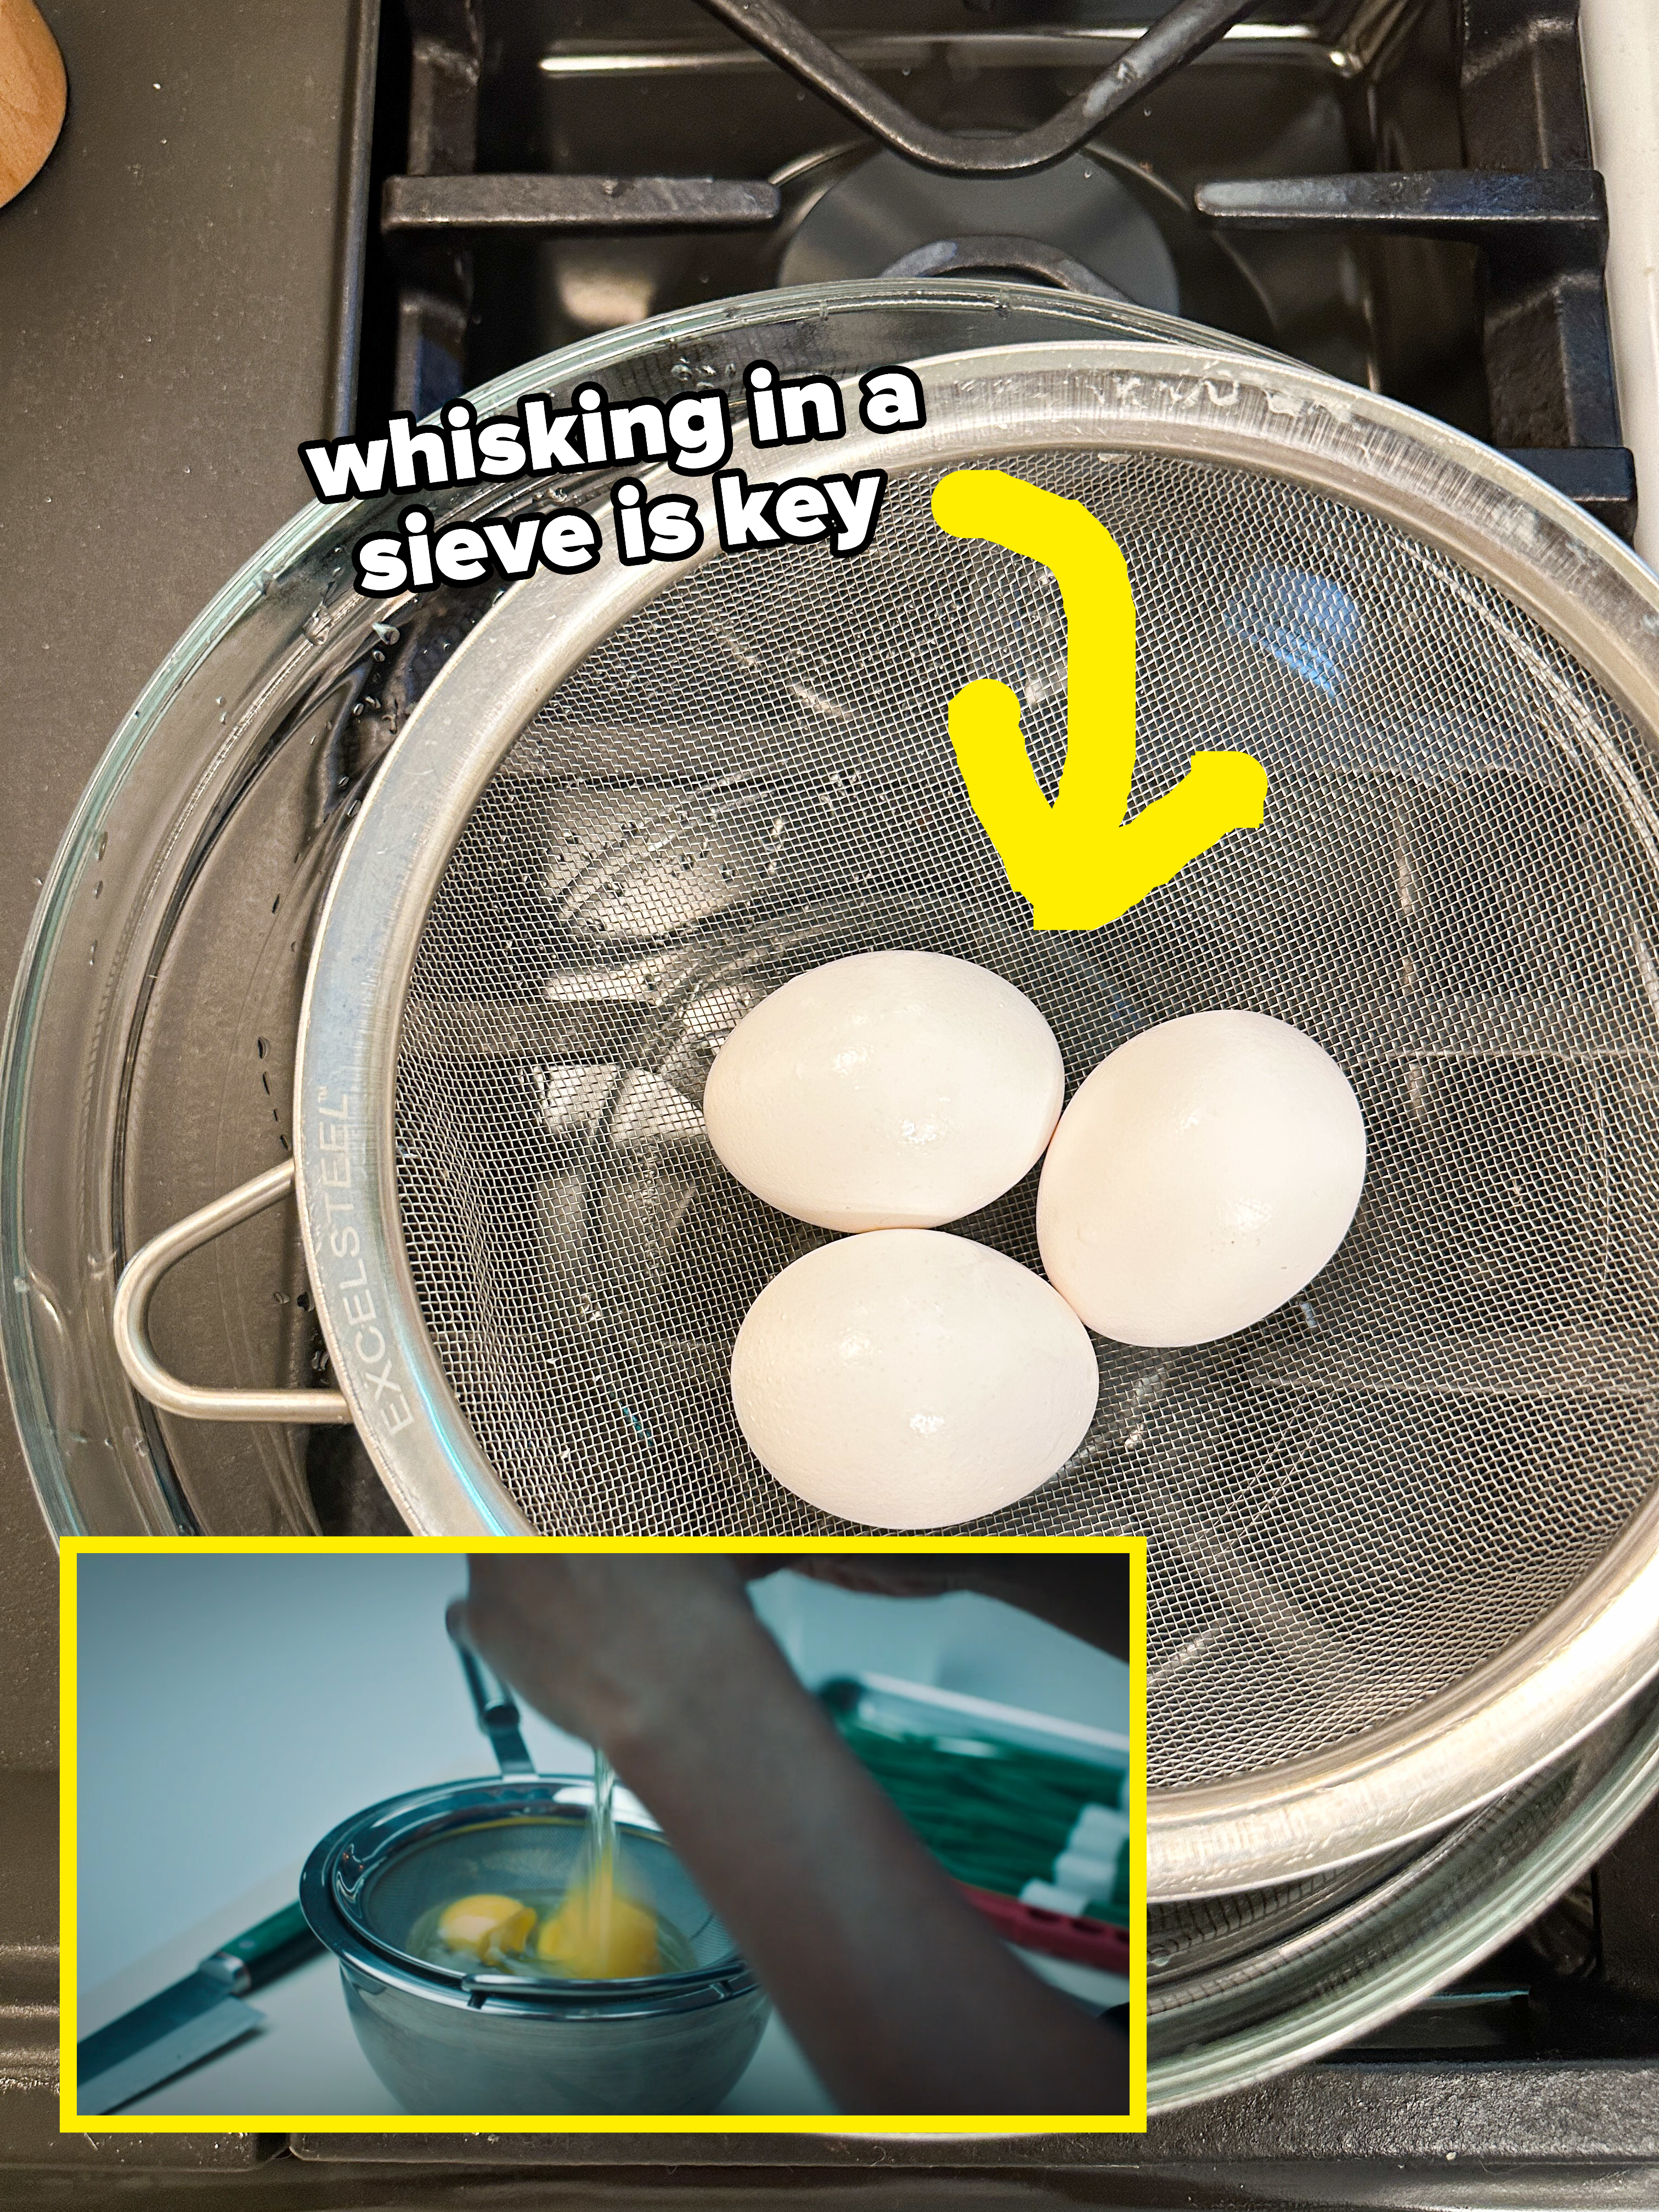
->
xmin=65 ymin=1539 xmax=1143 ymax=2131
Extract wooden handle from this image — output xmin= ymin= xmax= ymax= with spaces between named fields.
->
xmin=0 ymin=0 xmax=65 ymax=211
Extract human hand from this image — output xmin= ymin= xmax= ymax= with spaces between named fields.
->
xmin=447 ymin=1554 xmax=777 ymax=1763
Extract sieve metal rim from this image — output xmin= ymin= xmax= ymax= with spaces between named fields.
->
xmin=1146 ymin=1675 xmax=1659 ymax=2109
xmin=293 ymin=337 xmax=1659 ymax=1898
xmin=298 ymin=1775 xmax=758 ymax=2016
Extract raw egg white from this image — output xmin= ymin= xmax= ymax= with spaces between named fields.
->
xmin=702 ymin=950 xmax=1064 ymax=1232
xmin=1036 ymin=1011 xmax=1366 ymax=1347
xmin=729 ymin=1229 xmax=1099 ymax=1528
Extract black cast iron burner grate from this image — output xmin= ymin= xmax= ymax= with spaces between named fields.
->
xmin=371 ymin=0 xmax=1634 ymax=538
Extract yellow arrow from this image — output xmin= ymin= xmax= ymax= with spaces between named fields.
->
xmin=932 ymin=468 xmax=1268 ymax=932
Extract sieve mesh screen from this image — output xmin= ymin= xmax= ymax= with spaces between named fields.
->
xmin=353 ymin=1815 xmax=739 ymax=1978
xmin=394 ymin=450 xmax=1659 ymax=1790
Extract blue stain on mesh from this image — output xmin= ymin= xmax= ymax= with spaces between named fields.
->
xmin=1226 ymin=567 xmax=1365 ymax=698
xmin=618 ymin=1401 xmax=653 ymax=1443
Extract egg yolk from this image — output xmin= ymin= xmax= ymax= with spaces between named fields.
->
xmin=536 ymin=1880 xmax=661 ymax=1979
xmin=436 ymin=1893 xmax=536 ymax=1961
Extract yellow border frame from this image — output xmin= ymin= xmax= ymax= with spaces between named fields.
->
xmin=60 ymin=1533 xmax=1146 ymax=2135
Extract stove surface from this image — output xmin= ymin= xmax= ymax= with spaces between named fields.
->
xmin=0 ymin=0 xmax=373 ymax=2169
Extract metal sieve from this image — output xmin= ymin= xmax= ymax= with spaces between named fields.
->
xmin=1145 ymin=1671 xmax=1659 ymax=2108
xmin=301 ymin=1785 xmax=768 ymax=2117
xmin=113 ymin=338 xmax=1659 ymax=1899
xmin=300 ymin=1634 xmax=768 ymax=2116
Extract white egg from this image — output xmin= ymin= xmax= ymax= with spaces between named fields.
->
xmin=1036 ymin=1011 xmax=1366 ymax=1347
xmin=702 ymin=950 xmax=1064 ymax=1233
xmin=729 ymin=1229 xmax=1099 ymax=1528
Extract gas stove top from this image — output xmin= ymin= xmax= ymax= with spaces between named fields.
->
xmin=366 ymin=0 xmax=1635 ymax=538
xmin=3 ymin=0 xmax=1658 ymax=2200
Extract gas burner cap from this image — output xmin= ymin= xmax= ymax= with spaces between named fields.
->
xmin=882 ymin=233 xmax=1126 ymax=298
xmin=777 ymin=147 xmax=1179 ymax=313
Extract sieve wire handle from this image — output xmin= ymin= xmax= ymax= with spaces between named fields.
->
xmin=450 ymin=1623 xmax=538 ymax=1778
xmin=111 ymin=1159 xmax=352 ymax=1424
